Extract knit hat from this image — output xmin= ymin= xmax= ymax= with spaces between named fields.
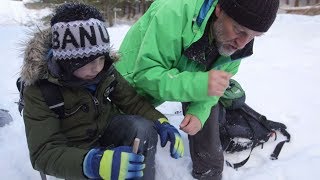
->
xmin=219 ymin=0 xmax=280 ymax=32
xmin=50 ymin=3 xmax=110 ymax=75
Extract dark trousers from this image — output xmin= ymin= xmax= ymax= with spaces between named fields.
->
xmin=99 ymin=115 xmax=158 ymax=180
xmin=183 ymin=103 xmax=224 ymax=180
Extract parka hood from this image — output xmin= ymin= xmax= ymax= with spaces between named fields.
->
xmin=20 ymin=29 xmax=51 ymax=85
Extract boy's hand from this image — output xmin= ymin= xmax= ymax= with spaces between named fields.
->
xmin=179 ymin=114 xmax=202 ymax=135
xmin=83 ymin=146 xmax=145 ymax=180
xmin=155 ymin=118 xmax=184 ymax=159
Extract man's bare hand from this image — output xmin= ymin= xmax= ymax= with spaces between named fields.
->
xmin=208 ymin=70 xmax=232 ymax=96
xmin=179 ymin=114 xmax=202 ymax=135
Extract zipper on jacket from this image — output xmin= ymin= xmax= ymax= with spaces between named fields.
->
xmin=91 ymin=95 xmax=100 ymax=115
xmin=65 ymin=104 xmax=85 ymax=117
xmin=92 ymin=96 xmax=99 ymax=108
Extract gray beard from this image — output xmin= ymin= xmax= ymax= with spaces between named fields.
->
xmin=212 ymin=19 xmax=236 ymax=56
xmin=216 ymin=43 xmax=234 ymax=56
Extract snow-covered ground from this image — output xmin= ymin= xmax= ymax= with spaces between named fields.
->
xmin=0 ymin=0 xmax=51 ymax=26
xmin=0 ymin=0 xmax=320 ymax=179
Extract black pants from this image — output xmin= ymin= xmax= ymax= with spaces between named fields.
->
xmin=99 ymin=115 xmax=158 ymax=180
xmin=183 ymin=103 xmax=225 ymax=180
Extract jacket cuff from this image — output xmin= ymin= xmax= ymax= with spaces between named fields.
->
xmin=186 ymin=99 xmax=219 ymax=126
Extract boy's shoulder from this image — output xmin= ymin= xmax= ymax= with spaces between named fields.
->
xmin=18 ymin=78 xmax=65 ymax=118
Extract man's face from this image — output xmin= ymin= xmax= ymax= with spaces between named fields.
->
xmin=73 ymin=56 xmax=105 ymax=80
xmin=211 ymin=5 xmax=264 ymax=56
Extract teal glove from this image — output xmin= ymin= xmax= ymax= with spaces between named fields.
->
xmin=155 ymin=118 xmax=184 ymax=159
xmin=83 ymin=146 xmax=145 ymax=179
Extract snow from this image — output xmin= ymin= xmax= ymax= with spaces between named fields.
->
xmin=0 ymin=0 xmax=51 ymax=26
xmin=1 ymin=0 xmax=320 ymax=179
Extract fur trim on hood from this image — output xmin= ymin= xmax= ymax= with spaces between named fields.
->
xmin=20 ymin=29 xmax=51 ymax=85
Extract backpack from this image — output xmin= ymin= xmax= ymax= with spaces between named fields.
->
xmin=16 ymin=78 xmax=65 ymax=118
xmin=219 ymin=80 xmax=291 ymax=169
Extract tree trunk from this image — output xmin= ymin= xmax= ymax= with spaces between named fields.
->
xmin=306 ymin=0 xmax=310 ymax=5
xmin=294 ymin=0 xmax=299 ymax=7
xmin=286 ymin=0 xmax=289 ymax=5
xmin=131 ymin=0 xmax=136 ymax=18
xmin=127 ymin=0 xmax=132 ymax=19
xmin=141 ymin=0 xmax=146 ymax=14
xmin=103 ymin=0 xmax=114 ymax=26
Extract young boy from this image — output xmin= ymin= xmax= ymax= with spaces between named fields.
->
xmin=20 ymin=3 xmax=183 ymax=180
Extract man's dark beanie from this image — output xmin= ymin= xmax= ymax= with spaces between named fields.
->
xmin=219 ymin=0 xmax=280 ymax=32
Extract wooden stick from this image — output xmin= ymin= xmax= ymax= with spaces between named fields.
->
xmin=132 ymin=138 xmax=140 ymax=154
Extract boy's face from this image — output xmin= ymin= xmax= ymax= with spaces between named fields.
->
xmin=73 ymin=56 xmax=105 ymax=80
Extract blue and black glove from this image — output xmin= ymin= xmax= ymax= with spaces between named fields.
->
xmin=155 ymin=118 xmax=184 ymax=159
xmin=83 ymin=146 xmax=145 ymax=179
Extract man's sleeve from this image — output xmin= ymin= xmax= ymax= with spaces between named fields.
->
xmin=129 ymin=1 xmax=214 ymax=102
xmin=110 ymin=69 xmax=166 ymax=121
xmin=186 ymin=60 xmax=241 ymax=125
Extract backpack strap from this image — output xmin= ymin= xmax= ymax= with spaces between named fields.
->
xmin=16 ymin=77 xmax=25 ymax=115
xmin=226 ymin=140 xmax=260 ymax=169
xmin=226 ymin=109 xmax=262 ymax=169
xmin=37 ymin=79 xmax=65 ymax=119
xmin=241 ymin=104 xmax=291 ymax=160
xmin=270 ymin=128 xmax=290 ymax=160
xmin=39 ymin=171 xmax=47 ymax=180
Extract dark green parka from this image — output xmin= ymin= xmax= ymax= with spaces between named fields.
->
xmin=21 ymin=30 xmax=165 ymax=179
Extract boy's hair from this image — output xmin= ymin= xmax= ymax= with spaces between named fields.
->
xmin=50 ymin=3 xmax=110 ymax=76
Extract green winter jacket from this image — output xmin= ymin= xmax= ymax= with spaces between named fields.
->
xmin=116 ymin=0 xmax=252 ymax=125
xmin=21 ymin=30 xmax=165 ymax=180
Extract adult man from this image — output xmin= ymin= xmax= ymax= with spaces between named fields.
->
xmin=116 ymin=0 xmax=279 ymax=179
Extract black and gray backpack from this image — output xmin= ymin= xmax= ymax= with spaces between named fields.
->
xmin=219 ymin=79 xmax=290 ymax=169
xmin=16 ymin=78 xmax=65 ymax=118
